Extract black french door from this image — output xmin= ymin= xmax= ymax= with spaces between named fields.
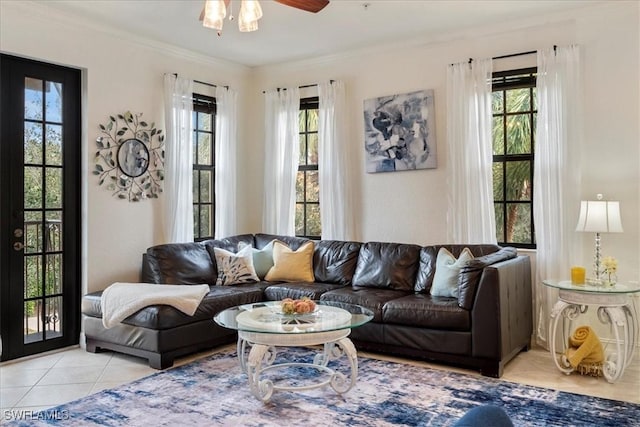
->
xmin=0 ymin=54 xmax=81 ymax=361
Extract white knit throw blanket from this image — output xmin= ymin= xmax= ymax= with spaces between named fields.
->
xmin=100 ymin=282 xmax=210 ymax=329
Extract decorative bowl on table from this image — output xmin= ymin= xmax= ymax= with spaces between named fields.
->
xmin=278 ymin=298 xmax=318 ymax=324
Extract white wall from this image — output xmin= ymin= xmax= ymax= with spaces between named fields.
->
xmin=0 ymin=1 xmax=252 ymax=293
xmin=249 ymin=1 xmax=640 ymax=283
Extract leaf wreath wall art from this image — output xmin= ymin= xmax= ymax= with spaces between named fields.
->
xmin=93 ymin=111 xmax=164 ymax=201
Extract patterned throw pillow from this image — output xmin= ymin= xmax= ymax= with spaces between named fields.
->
xmin=213 ymin=245 xmax=259 ymax=286
xmin=430 ymin=247 xmax=474 ymax=298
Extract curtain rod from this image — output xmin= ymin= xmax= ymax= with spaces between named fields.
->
xmin=172 ymin=73 xmax=228 ymax=89
xmin=262 ymin=79 xmax=335 ymax=94
xmin=459 ymin=46 xmax=557 ymax=65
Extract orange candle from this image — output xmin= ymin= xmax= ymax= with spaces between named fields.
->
xmin=571 ymin=266 xmax=586 ymax=285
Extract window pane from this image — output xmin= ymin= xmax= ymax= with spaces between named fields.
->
xmin=24 ymin=301 xmax=43 ymax=343
xmin=45 ymin=124 xmax=63 ymax=165
xmin=298 ymin=111 xmax=305 ymax=132
xmin=308 ymin=133 xmax=318 ymax=165
xmin=506 ymin=203 xmax=531 ymax=244
xmin=199 ymin=205 xmax=211 ymax=237
xmin=193 ymin=206 xmax=200 ymax=238
xmin=192 ymin=170 xmax=199 ymax=202
xmin=505 ymin=161 xmax=531 ymax=201
xmin=46 ymin=211 xmax=63 ymax=252
xmin=45 ymin=254 xmax=62 ymax=295
xmin=198 ymin=133 xmax=212 ymax=165
xmin=492 ymin=117 xmax=504 ymax=155
xmin=199 ymin=170 xmax=212 ymax=203
xmin=493 ymin=163 xmax=503 ymax=201
xmin=24 ymin=256 xmax=42 ymax=298
xmin=25 ymin=211 xmax=43 ymax=253
xmin=506 ymin=114 xmax=531 ymax=154
xmin=506 ymin=88 xmax=531 ymax=113
xmin=45 ymin=167 xmax=62 ymax=209
xmin=44 ymin=296 xmax=62 ymax=339
xmin=295 ymin=204 xmax=304 ymax=236
xmin=296 ymin=171 xmax=304 ymax=202
xmin=306 ymin=171 xmax=319 ymax=202
xmin=25 ymin=122 xmax=43 ymax=164
xmin=25 ymin=78 xmax=43 ymax=120
xmin=198 ymin=112 xmax=211 ymax=131
xmin=24 ymin=166 xmax=42 ymax=209
xmin=532 ymin=87 xmax=537 ymax=110
xmin=492 ymin=91 xmax=503 ymax=114
xmin=45 ymin=81 xmax=63 ymax=123
xmin=307 ymin=204 xmax=321 ymax=237
xmin=495 ymin=204 xmax=504 ymax=243
xmin=299 ymin=135 xmax=307 ymax=165
xmin=307 ymin=109 xmax=318 ymax=132
xmin=192 ymin=131 xmax=198 ymax=164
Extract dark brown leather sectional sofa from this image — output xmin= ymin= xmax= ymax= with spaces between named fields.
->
xmin=82 ymin=233 xmax=532 ymax=377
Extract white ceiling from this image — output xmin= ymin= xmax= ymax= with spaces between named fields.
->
xmin=45 ymin=0 xmax=601 ymax=67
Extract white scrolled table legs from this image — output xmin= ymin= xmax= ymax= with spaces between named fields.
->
xmin=237 ymin=329 xmax=358 ymax=402
xmin=548 ymin=291 xmax=635 ymax=383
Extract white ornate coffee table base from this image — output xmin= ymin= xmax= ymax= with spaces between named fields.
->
xmin=549 ymin=289 xmax=636 ymax=383
xmin=237 ymin=329 xmax=358 ymax=402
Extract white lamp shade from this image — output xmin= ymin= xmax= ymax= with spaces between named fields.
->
xmin=203 ymin=0 xmax=226 ymax=30
xmin=238 ymin=0 xmax=262 ymax=32
xmin=576 ymin=200 xmax=624 ymax=233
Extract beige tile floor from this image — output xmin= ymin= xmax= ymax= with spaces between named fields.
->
xmin=0 ymin=343 xmax=638 ymax=423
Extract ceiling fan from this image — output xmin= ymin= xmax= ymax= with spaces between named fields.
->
xmin=200 ymin=0 xmax=330 ymax=35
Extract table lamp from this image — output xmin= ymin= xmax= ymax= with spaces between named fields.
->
xmin=575 ymin=194 xmax=623 ymax=282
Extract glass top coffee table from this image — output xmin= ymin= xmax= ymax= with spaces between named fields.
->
xmin=214 ymin=300 xmax=373 ymax=402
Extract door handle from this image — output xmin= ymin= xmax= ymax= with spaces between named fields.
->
xmin=14 ymin=228 xmax=23 ymax=238
xmin=13 ymin=242 xmax=24 ymax=251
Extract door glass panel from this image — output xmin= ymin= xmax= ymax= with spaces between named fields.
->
xmin=24 ymin=300 xmax=43 ymax=344
xmin=24 ymin=256 xmax=43 ymax=298
xmin=44 ymin=296 xmax=62 ymax=339
xmin=24 ymin=122 xmax=43 ymax=164
xmin=45 ymin=167 xmax=62 ymax=209
xmin=45 ymin=124 xmax=63 ymax=165
xmin=24 ymin=77 xmax=43 ymax=120
xmin=45 ymin=254 xmax=62 ymax=295
xmin=24 ymin=166 xmax=43 ymax=209
xmin=45 ymin=81 xmax=62 ymax=123
xmin=46 ymin=211 xmax=63 ymax=251
xmin=24 ymin=211 xmax=43 ymax=253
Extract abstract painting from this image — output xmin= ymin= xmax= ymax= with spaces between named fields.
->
xmin=363 ymin=89 xmax=436 ymax=173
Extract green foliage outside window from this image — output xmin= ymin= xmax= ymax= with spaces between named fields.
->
xmin=296 ymin=99 xmax=321 ymax=239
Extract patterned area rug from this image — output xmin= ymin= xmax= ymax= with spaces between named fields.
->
xmin=9 ymin=347 xmax=640 ymax=426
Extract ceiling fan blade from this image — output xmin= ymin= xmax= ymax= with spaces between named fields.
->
xmin=274 ymin=0 xmax=329 ymax=13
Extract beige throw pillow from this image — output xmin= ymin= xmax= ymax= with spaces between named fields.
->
xmin=264 ymin=240 xmax=315 ymax=282
xmin=430 ymin=247 xmax=474 ymax=298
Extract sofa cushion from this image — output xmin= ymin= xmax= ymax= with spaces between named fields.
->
xmin=263 ymin=282 xmax=346 ymax=301
xmin=313 ymin=240 xmax=362 ymax=285
xmin=458 ymin=247 xmax=518 ymax=310
xmin=414 ymin=245 xmax=502 ymax=293
xmin=430 ymin=247 xmax=474 ymax=298
xmin=383 ymin=294 xmax=470 ymax=330
xmin=254 ymin=233 xmax=309 ymax=251
xmin=320 ymin=286 xmax=410 ymax=322
xmin=265 ymin=241 xmax=315 ymax=282
xmin=82 ymin=285 xmax=264 ymax=330
xmin=352 ymin=242 xmax=421 ymax=291
xmin=213 ymin=245 xmax=259 ymax=286
xmin=145 ymin=242 xmax=216 ymax=285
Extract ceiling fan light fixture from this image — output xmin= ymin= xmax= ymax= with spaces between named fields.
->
xmin=238 ymin=0 xmax=262 ymax=32
xmin=202 ymin=0 xmax=227 ymax=31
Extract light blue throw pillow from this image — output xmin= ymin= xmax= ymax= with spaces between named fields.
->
xmin=430 ymin=247 xmax=474 ymax=298
xmin=245 ymin=240 xmax=275 ymax=279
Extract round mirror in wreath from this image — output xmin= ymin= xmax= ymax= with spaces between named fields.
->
xmin=94 ymin=111 xmax=164 ymax=201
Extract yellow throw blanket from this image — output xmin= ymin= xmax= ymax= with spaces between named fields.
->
xmin=564 ymin=325 xmax=604 ymax=368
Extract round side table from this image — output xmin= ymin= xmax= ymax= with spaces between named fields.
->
xmin=542 ymin=280 xmax=640 ymax=383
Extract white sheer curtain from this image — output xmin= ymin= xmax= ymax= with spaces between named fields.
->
xmin=163 ymin=74 xmax=194 ymax=243
xmin=533 ymin=45 xmax=582 ymax=348
xmin=318 ymin=80 xmax=355 ymax=241
xmin=446 ymin=58 xmax=497 ymax=244
xmin=262 ymin=87 xmax=300 ymax=235
xmin=214 ymin=86 xmax=238 ymax=238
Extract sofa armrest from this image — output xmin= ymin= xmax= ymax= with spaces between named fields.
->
xmin=470 ymin=255 xmax=532 ymax=362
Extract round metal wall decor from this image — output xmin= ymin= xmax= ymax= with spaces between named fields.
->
xmin=93 ymin=111 xmax=164 ymax=201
